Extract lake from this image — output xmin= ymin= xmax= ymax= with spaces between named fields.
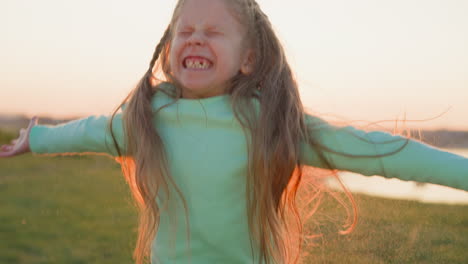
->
xmin=328 ymin=148 xmax=468 ymax=205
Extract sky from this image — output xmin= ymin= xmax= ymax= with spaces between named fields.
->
xmin=1 ymin=0 xmax=467 ymax=130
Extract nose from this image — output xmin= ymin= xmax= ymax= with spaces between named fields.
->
xmin=187 ymin=31 xmax=205 ymax=46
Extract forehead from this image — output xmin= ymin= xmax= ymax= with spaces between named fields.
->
xmin=175 ymin=0 xmax=243 ymax=31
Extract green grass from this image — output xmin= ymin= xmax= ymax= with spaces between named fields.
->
xmin=305 ymin=193 xmax=468 ymax=263
xmin=0 ymin=154 xmax=136 ymax=264
xmin=0 ymin=154 xmax=467 ymax=264
xmin=0 ymin=130 xmax=15 ymax=145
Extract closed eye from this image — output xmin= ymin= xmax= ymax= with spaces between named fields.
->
xmin=206 ymin=30 xmax=223 ymax=37
xmin=178 ymin=31 xmax=192 ymax=36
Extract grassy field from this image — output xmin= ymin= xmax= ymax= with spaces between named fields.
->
xmin=0 ymin=155 xmax=135 ymax=264
xmin=0 ymin=140 xmax=467 ymax=263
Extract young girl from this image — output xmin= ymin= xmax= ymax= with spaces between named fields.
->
xmin=1 ymin=0 xmax=467 ymax=263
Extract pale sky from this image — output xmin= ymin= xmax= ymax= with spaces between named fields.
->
xmin=2 ymin=0 xmax=467 ymax=129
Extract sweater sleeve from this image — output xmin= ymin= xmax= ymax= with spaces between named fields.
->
xmin=300 ymin=114 xmax=468 ymax=191
xmin=29 ymin=114 xmax=126 ymax=157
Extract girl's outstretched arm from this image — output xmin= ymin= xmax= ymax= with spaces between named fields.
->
xmin=0 ymin=117 xmax=38 ymax=158
xmin=301 ymin=115 xmax=468 ymax=191
xmin=13 ymin=114 xmax=125 ymax=157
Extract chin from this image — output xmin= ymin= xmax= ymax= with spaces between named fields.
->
xmin=181 ymin=82 xmax=205 ymax=91
xmin=179 ymin=80 xmax=212 ymax=94
xmin=180 ymin=85 xmax=209 ymax=98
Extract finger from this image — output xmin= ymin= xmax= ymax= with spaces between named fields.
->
xmin=25 ymin=116 xmax=39 ymax=134
xmin=1 ymin=145 xmax=12 ymax=151
xmin=0 ymin=146 xmax=13 ymax=157
xmin=18 ymin=130 xmax=24 ymax=138
xmin=29 ymin=116 xmax=39 ymax=128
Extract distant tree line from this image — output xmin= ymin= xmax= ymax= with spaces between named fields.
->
xmin=1 ymin=116 xmax=468 ymax=148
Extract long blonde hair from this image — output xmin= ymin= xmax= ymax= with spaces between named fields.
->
xmin=109 ymin=0 xmax=410 ymax=263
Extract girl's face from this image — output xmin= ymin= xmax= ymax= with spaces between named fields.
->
xmin=169 ymin=0 xmax=252 ymax=98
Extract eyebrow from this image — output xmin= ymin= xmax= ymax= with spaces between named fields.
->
xmin=206 ymin=25 xmax=221 ymax=31
xmin=177 ymin=22 xmax=223 ymax=31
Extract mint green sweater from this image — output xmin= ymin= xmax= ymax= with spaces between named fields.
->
xmin=29 ymin=85 xmax=468 ymax=264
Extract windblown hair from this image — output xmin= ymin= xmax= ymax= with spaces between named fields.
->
xmin=109 ymin=0 xmax=410 ymax=263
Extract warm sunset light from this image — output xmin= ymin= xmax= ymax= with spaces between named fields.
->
xmin=2 ymin=0 xmax=467 ymax=129
xmin=2 ymin=2 xmax=468 ymax=263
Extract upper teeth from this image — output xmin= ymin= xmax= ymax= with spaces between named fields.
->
xmin=186 ymin=58 xmax=210 ymax=69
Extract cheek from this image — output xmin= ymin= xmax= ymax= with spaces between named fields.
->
xmin=168 ymin=50 xmax=176 ymax=69
xmin=224 ymin=46 xmax=244 ymax=71
xmin=168 ymin=44 xmax=182 ymax=71
xmin=214 ymin=42 xmax=238 ymax=64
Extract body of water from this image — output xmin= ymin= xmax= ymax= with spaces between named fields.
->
xmin=329 ymin=148 xmax=468 ymax=205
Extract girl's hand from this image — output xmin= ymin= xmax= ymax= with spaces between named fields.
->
xmin=0 ymin=116 xmax=38 ymax=158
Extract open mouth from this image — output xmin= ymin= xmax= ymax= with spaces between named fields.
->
xmin=183 ymin=56 xmax=213 ymax=70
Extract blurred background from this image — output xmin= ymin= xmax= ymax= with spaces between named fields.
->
xmin=1 ymin=0 xmax=467 ymax=263
xmin=2 ymin=0 xmax=468 ymax=130
xmin=2 ymin=0 xmax=468 ymax=202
